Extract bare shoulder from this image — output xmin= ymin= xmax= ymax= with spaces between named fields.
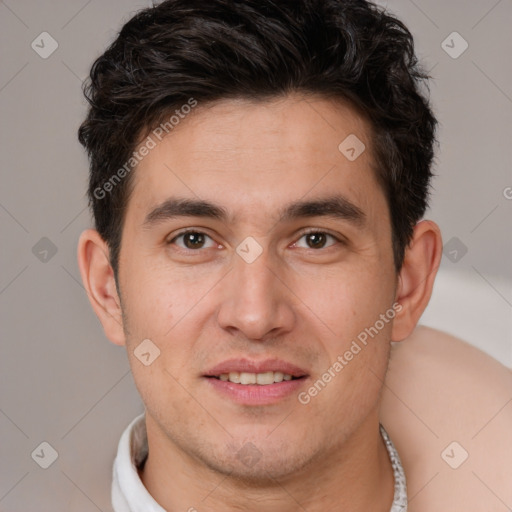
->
xmin=386 ymin=325 xmax=512 ymax=395
xmin=380 ymin=325 xmax=512 ymax=511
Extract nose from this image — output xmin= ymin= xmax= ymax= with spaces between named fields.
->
xmin=216 ymin=246 xmax=296 ymax=342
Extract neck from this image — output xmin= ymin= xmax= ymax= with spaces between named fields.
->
xmin=140 ymin=409 xmax=395 ymax=512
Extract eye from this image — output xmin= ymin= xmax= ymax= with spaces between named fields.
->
xmin=294 ymin=231 xmax=339 ymax=250
xmin=169 ymin=230 xmax=218 ymax=250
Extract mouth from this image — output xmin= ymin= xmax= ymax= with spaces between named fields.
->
xmin=203 ymin=359 xmax=309 ymax=404
xmin=203 ymin=358 xmax=308 ymax=382
xmin=206 ymin=371 xmax=306 ymax=385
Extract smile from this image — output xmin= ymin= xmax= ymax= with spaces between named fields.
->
xmin=211 ymin=371 xmax=300 ymax=385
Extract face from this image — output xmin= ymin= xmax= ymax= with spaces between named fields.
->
xmin=117 ymin=95 xmax=398 ymax=481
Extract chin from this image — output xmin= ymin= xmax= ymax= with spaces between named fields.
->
xmin=201 ymin=438 xmax=317 ymax=485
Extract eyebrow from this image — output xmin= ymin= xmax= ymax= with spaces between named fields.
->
xmin=143 ymin=197 xmax=227 ymax=227
xmin=278 ymin=195 xmax=366 ymax=227
xmin=142 ymin=195 xmax=366 ymax=228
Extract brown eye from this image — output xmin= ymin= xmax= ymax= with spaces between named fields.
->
xmin=183 ymin=232 xmax=205 ymax=249
xmin=170 ymin=231 xmax=216 ymax=250
xmin=295 ymin=231 xmax=338 ymax=250
xmin=305 ymin=232 xmax=327 ymax=249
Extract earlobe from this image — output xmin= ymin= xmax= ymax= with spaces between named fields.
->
xmin=77 ymin=229 xmax=126 ymax=346
xmin=391 ymin=220 xmax=442 ymax=342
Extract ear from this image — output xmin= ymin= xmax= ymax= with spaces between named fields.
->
xmin=77 ymin=229 xmax=126 ymax=346
xmin=391 ymin=220 xmax=442 ymax=342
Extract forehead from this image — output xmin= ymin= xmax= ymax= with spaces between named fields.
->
xmin=126 ymin=95 xmax=386 ymax=227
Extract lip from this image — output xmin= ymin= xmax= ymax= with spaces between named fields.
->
xmin=205 ymin=376 xmax=308 ymax=405
xmin=202 ymin=358 xmax=309 ymax=406
xmin=203 ymin=358 xmax=308 ymax=378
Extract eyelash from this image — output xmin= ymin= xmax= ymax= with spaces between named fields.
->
xmin=168 ymin=229 xmax=218 ymax=251
xmin=168 ymin=228 xmax=344 ymax=251
xmin=294 ymin=229 xmax=343 ymax=249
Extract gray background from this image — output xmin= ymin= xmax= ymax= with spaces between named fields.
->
xmin=1 ymin=0 xmax=511 ymax=510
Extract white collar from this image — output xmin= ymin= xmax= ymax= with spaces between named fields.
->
xmin=111 ymin=414 xmax=407 ymax=511
xmin=112 ymin=414 xmax=165 ymax=512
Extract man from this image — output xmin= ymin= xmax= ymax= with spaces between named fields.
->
xmin=76 ymin=0 xmax=512 ymax=510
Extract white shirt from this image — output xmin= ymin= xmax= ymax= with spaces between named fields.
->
xmin=111 ymin=414 xmax=407 ymax=511
xmin=112 ymin=414 xmax=165 ymax=512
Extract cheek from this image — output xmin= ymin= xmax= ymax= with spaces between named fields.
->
xmin=293 ymin=261 xmax=393 ymax=340
xmin=120 ymin=257 xmax=206 ymax=339
xmin=119 ymin=263 xmax=214 ymax=384
xmin=303 ymin=276 xmax=394 ymax=421
xmin=121 ymin=278 xmax=174 ymax=341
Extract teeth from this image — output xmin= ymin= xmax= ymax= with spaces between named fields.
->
xmin=228 ymin=372 xmax=240 ymax=383
xmin=218 ymin=371 xmax=296 ymax=385
xmin=273 ymin=371 xmax=284 ymax=383
xmin=240 ymin=372 xmax=256 ymax=385
xmin=256 ymin=371 xmax=273 ymax=385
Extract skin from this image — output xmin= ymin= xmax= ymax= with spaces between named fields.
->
xmin=78 ymin=95 xmax=443 ymax=511
xmin=382 ymin=327 xmax=512 ymax=511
